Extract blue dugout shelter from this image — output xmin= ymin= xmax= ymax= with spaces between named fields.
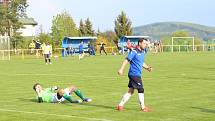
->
xmin=62 ymin=37 xmax=97 ymax=57
xmin=118 ymin=36 xmax=150 ymax=53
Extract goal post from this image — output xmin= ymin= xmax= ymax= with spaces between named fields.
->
xmin=0 ymin=35 xmax=10 ymax=60
xmin=171 ymin=37 xmax=194 ymax=52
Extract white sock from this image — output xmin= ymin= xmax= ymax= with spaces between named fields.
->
xmin=138 ymin=93 xmax=145 ymax=109
xmin=79 ymin=55 xmax=81 ymax=60
xmin=119 ymin=93 xmax=131 ymax=106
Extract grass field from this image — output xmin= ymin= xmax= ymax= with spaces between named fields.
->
xmin=0 ymin=52 xmax=214 ymax=121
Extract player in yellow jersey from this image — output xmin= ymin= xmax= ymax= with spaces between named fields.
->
xmin=42 ymin=43 xmax=52 ymax=65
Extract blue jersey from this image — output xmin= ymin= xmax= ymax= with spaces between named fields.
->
xmin=126 ymin=49 xmax=146 ymax=77
xmin=79 ymin=44 xmax=83 ymax=51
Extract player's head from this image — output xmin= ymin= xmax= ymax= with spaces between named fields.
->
xmin=33 ymin=83 xmax=42 ymax=91
xmin=138 ymin=38 xmax=150 ymax=50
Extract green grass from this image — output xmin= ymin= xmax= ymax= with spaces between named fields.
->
xmin=0 ymin=52 xmax=214 ymax=121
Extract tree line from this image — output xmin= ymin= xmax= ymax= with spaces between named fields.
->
xmin=39 ymin=10 xmax=133 ymax=49
xmin=1 ymin=1 xmax=203 ymax=50
xmin=0 ymin=1 xmax=133 ymax=49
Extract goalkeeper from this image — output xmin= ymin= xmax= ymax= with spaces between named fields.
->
xmin=33 ymin=83 xmax=92 ymax=103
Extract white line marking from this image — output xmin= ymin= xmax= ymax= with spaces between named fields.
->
xmin=0 ymin=108 xmax=112 ymax=121
xmin=0 ymin=73 xmax=156 ymax=80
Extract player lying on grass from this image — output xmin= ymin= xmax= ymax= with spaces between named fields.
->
xmin=33 ymin=83 xmax=92 ymax=103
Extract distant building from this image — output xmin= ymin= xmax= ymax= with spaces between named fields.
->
xmin=18 ymin=17 xmax=38 ymax=37
xmin=0 ymin=0 xmax=10 ymax=5
xmin=0 ymin=0 xmax=38 ymax=37
xmin=62 ymin=37 xmax=97 ymax=56
xmin=118 ymin=36 xmax=151 ymax=54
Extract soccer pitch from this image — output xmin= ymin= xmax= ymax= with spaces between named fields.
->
xmin=0 ymin=52 xmax=214 ymax=121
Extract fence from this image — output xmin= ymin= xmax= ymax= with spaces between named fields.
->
xmin=0 ymin=44 xmax=215 ymax=60
xmin=160 ymin=45 xmax=215 ymax=52
xmin=0 ymin=48 xmax=63 ymax=60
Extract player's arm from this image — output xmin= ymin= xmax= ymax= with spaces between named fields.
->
xmin=118 ymin=50 xmax=136 ymax=75
xmin=118 ymin=59 xmax=129 ymax=75
xmin=35 ymin=88 xmax=43 ymax=103
xmin=143 ymin=63 xmax=152 ymax=72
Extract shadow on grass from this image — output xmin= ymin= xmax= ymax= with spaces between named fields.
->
xmin=64 ymin=103 xmax=115 ymax=110
xmin=16 ymin=98 xmax=137 ymax=111
xmin=17 ymin=98 xmax=37 ymax=103
xmin=191 ymin=107 xmax=215 ymax=114
xmin=64 ymin=103 xmax=138 ymax=111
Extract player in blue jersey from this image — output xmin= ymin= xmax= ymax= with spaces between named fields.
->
xmin=117 ymin=38 xmax=152 ymax=112
xmin=79 ymin=41 xmax=84 ymax=60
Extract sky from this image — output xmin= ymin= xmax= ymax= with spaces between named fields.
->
xmin=26 ymin=0 xmax=215 ymax=33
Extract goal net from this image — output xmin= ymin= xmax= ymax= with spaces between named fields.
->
xmin=171 ymin=37 xmax=194 ymax=52
xmin=0 ymin=36 xmax=10 ymax=60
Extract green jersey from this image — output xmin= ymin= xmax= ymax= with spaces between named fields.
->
xmin=38 ymin=88 xmax=55 ymax=103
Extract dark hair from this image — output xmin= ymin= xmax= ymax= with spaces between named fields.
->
xmin=33 ymin=83 xmax=40 ymax=91
xmin=138 ymin=38 xmax=148 ymax=45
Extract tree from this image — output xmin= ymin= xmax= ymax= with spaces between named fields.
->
xmin=103 ymin=30 xmax=118 ymax=46
xmin=36 ymin=33 xmax=52 ymax=45
xmin=51 ymin=10 xmax=79 ymax=47
xmin=0 ymin=0 xmax=28 ymax=48
xmin=172 ymin=31 xmax=190 ymax=37
xmin=85 ymin=18 xmax=95 ymax=36
xmin=162 ymin=31 xmax=191 ymax=45
xmin=96 ymin=28 xmax=101 ymax=36
xmin=11 ymin=31 xmax=24 ymax=48
xmin=79 ymin=19 xmax=86 ymax=36
xmin=114 ymin=11 xmax=133 ymax=39
xmin=172 ymin=31 xmax=192 ymax=45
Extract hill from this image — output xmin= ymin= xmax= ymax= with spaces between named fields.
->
xmin=133 ymin=22 xmax=215 ymax=40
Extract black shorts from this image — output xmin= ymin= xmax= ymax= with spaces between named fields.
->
xmin=79 ymin=50 xmax=83 ymax=54
xmin=128 ymin=75 xmax=144 ymax=89
xmin=44 ymin=54 xmax=50 ymax=59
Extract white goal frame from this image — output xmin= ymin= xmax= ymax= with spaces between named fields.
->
xmin=171 ymin=37 xmax=194 ymax=52
xmin=0 ymin=35 xmax=10 ymax=60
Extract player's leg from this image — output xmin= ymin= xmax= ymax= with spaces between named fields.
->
xmin=117 ymin=76 xmax=136 ymax=111
xmin=78 ymin=54 xmax=81 ymax=60
xmin=134 ymin=77 xmax=151 ymax=112
xmin=103 ymin=49 xmax=107 ymax=55
xmin=118 ymin=87 xmax=134 ymax=110
xmin=81 ymin=52 xmax=85 ymax=59
xmin=138 ymin=87 xmax=151 ymax=112
xmin=137 ymin=88 xmax=145 ymax=110
xmin=56 ymin=88 xmax=81 ymax=103
xmin=66 ymin=86 xmax=92 ymax=102
xmin=79 ymin=51 xmax=83 ymax=60
xmin=44 ymin=54 xmax=48 ymax=64
xmin=48 ymin=54 xmax=51 ymax=64
xmin=100 ymin=48 xmax=102 ymax=55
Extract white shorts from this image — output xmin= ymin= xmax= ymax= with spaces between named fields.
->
xmin=64 ymin=88 xmax=71 ymax=95
xmin=51 ymin=88 xmax=71 ymax=103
